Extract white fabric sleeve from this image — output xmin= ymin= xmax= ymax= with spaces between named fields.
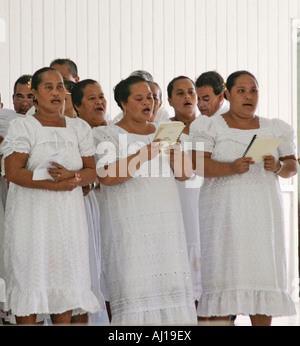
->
xmin=273 ymin=119 xmax=296 ymax=158
xmin=190 ymin=115 xmax=217 ymax=153
xmin=74 ymin=117 xmax=96 ymax=157
xmin=93 ymin=126 xmax=118 ymax=169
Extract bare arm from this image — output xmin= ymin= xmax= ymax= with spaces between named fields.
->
xmin=168 ymin=144 xmax=193 ymax=181
xmin=192 ymin=150 xmax=254 ymax=178
xmin=4 ymin=152 xmax=96 ymax=191
xmin=47 ymin=156 xmax=97 ymax=186
xmin=264 ymin=155 xmax=298 ymax=178
xmin=98 ymin=142 xmax=160 ymax=186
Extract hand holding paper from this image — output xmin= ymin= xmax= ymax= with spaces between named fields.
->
xmin=32 ymin=149 xmax=65 ymax=181
xmin=153 ymin=121 xmax=185 ymax=145
xmin=243 ymin=135 xmax=281 ymax=163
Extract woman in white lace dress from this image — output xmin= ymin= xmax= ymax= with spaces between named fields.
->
xmin=167 ymin=76 xmax=202 ymax=306
xmin=1 ymin=67 xmax=100 ymax=324
xmin=191 ymin=71 xmax=298 ymax=326
xmin=71 ymin=79 xmax=108 ymax=324
xmin=93 ymin=76 xmax=197 ymax=325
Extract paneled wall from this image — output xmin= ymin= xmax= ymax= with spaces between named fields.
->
xmin=0 ymin=0 xmax=299 ymax=121
xmin=0 ymin=0 xmax=299 ymax=296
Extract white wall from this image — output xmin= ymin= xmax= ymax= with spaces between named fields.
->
xmin=0 ymin=0 xmax=299 ymax=296
xmin=0 ymin=0 xmax=299 ymax=120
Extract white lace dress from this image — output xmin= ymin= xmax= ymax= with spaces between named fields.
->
xmin=175 ymin=133 xmax=202 ymax=300
xmin=93 ymin=125 xmax=197 ymax=325
xmin=1 ymin=115 xmax=100 ymax=317
xmin=190 ymin=114 xmax=296 ymax=317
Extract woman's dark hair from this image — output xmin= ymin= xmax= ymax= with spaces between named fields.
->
xmin=195 ymin=71 xmax=225 ymax=95
xmin=71 ymin=79 xmax=98 ymax=108
xmin=226 ymin=70 xmax=258 ymax=92
xmin=114 ymin=76 xmax=146 ymax=110
xmin=31 ymin=67 xmax=61 ymax=90
xmin=167 ymin=76 xmax=195 ymax=98
xmin=64 ymin=80 xmax=75 ymax=94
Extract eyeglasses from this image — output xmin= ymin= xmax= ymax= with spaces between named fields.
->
xmin=197 ymin=94 xmax=218 ymax=106
xmin=14 ymin=95 xmax=34 ymax=103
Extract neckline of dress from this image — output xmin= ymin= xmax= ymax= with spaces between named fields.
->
xmin=30 ymin=114 xmax=69 ymax=128
xmin=219 ymin=114 xmax=262 ymax=131
xmin=114 ymin=123 xmax=156 ymax=136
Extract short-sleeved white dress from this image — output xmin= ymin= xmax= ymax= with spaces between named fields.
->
xmin=190 ymin=114 xmax=296 ymax=317
xmin=175 ymin=133 xmax=202 ymax=300
xmin=93 ymin=125 xmax=197 ymax=325
xmin=1 ymin=115 xmax=100 ymax=317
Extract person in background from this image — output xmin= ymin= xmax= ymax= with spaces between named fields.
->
xmin=12 ymin=75 xmax=34 ymax=115
xmin=93 ymin=75 xmax=197 ymax=325
xmin=191 ymin=70 xmax=298 ymax=326
xmin=71 ymin=79 xmax=108 ymax=324
xmin=167 ymin=76 xmax=202 ymax=312
xmin=63 ymin=80 xmax=77 ymax=118
xmin=1 ymin=67 xmax=100 ymax=325
xmin=0 ymin=93 xmax=3 ymax=109
xmin=195 ymin=71 xmax=229 ymax=117
xmin=50 ymin=58 xmax=80 ymax=83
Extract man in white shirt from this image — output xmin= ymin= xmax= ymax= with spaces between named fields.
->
xmin=195 ymin=71 xmax=229 ymax=117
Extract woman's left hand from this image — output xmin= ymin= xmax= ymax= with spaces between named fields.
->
xmin=48 ymin=161 xmax=73 ymax=181
xmin=263 ymin=155 xmax=279 ymax=172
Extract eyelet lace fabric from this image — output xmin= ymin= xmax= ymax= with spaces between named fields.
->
xmin=93 ymin=125 xmax=197 ymax=325
xmin=1 ymin=116 xmax=100 ymax=316
xmin=190 ymin=115 xmax=296 ymax=317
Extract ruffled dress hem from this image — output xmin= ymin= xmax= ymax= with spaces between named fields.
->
xmin=4 ymin=287 xmax=100 ymax=317
xmin=197 ymin=289 xmax=296 ymax=317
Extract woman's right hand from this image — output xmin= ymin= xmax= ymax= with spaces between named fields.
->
xmin=56 ymin=173 xmax=82 ymax=191
xmin=231 ymin=157 xmax=254 ymax=174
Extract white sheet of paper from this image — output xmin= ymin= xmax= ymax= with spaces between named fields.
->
xmin=32 ymin=149 xmax=65 ymax=181
xmin=245 ymin=136 xmax=282 ymax=163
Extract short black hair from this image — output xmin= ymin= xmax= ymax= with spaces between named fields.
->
xmin=71 ymin=79 xmax=98 ymax=108
xmin=13 ymin=74 xmax=32 ymax=94
xmin=114 ymin=76 xmax=146 ymax=110
xmin=195 ymin=71 xmax=225 ymax=95
xmin=50 ymin=58 xmax=78 ymax=79
xmin=31 ymin=67 xmax=60 ymax=91
xmin=226 ymin=70 xmax=258 ymax=92
xmin=167 ymin=76 xmax=194 ymax=98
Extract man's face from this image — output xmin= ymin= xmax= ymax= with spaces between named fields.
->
xmin=196 ymin=85 xmax=223 ymax=117
xmin=51 ymin=64 xmax=79 ymax=83
xmin=13 ymin=83 xmax=34 ymax=115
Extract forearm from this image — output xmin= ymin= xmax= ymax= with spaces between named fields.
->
xmin=192 ymin=150 xmax=235 ymax=178
xmin=98 ymin=151 xmax=144 ymax=186
xmin=171 ymin=151 xmax=194 ymax=181
xmin=275 ymin=158 xmax=298 ymax=179
xmin=74 ymin=167 xmax=97 ymax=186
xmin=6 ymin=167 xmax=62 ymax=190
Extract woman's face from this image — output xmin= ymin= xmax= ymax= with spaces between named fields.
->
xmin=226 ymin=75 xmax=259 ymax=118
xmin=168 ymin=78 xmax=197 ymax=118
xmin=148 ymin=82 xmax=162 ymax=122
xmin=122 ymin=81 xmax=154 ymax=122
xmin=75 ymin=83 xmax=107 ymax=127
xmin=33 ymin=70 xmax=66 ymax=113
